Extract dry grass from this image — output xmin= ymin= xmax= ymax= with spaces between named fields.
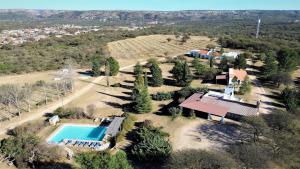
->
xmin=108 ymin=35 xmax=215 ymax=67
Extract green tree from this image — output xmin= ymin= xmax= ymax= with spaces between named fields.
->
xmin=192 ymin=58 xmax=206 ymax=76
xmin=220 ymin=47 xmax=225 ymax=54
xmin=239 ymin=76 xmax=252 ymax=95
xmin=132 ymin=74 xmax=152 ymax=113
xmin=166 ymin=149 xmax=237 ymax=169
xmin=219 ymin=57 xmax=229 ymax=71
xmin=234 ymin=54 xmax=247 ymax=69
xmin=134 ymin=62 xmax=143 ymax=76
xmin=91 ymin=55 xmax=102 ymax=76
xmin=131 ymin=125 xmax=171 ymax=162
xmin=263 ymin=54 xmax=278 ymax=79
xmin=75 ymin=151 xmax=133 ymax=169
xmin=171 ymin=61 xmax=192 ymax=87
xmin=150 ymin=62 xmax=163 ymax=87
xmin=107 ymin=57 xmax=120 ymax=76
xmin=209 ymin=56 xmax=214 ymax=68
xmin=242 ymin=116 xmax=268 ymax=142
xmin=144 ymin=72 xmax=148 ymax=88
xmin=281 ymin=87 xmax=298 ymax=113
xmin=277 ymin=48 xmax=298 ymax=72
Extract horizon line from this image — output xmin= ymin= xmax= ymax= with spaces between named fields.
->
xmin=1 ymin=8 xmax=299 ymax=12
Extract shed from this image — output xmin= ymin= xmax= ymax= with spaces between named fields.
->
xmin=49 ymin=115 xmax=60 ymax=125
xmin=106 ymin=117 xmax=125 ymax=137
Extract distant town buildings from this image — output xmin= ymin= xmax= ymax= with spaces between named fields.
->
xmin=0 ymin=25 xmax=102 ymax=45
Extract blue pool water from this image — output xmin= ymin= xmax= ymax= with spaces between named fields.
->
xmin=49 ymin=125 xmax=107 ymax=143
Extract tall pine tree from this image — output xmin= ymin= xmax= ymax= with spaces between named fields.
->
xmin=132 ymin=73 xmax=152 ymax=113
xmin=171 ymin=61 xmax=192 ymax=87
xmin=150 ymin=63 xmax=163 ymax=87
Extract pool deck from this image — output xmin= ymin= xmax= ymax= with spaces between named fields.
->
xmin=46 ymin=123 xmax=104 ymax=143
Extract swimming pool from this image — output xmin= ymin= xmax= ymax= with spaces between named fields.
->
xmin=48 ymin=124 xmax=107 ymax=144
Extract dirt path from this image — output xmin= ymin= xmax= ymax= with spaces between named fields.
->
xmin=246 ymin=59 xmax=277 ymax=114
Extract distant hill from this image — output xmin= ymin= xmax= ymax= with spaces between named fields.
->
xmin=0 ymin=9 xmax=299 ymax=25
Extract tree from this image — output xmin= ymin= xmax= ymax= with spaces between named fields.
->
xmin=277 ymin=48 xmax=298 ymax=72
xmin=75 ymin=151 xmax=133 ymax=169
xmin=239 ymin=76 xmax=252 ymax=95
xmin=105 ymin=59 xmax=110 ymax=87
xmin=209 ymin=56 xmax=214 ymax=68
xmin=150 ymin=62 xmax=163 ymax=87
xmin=134 ymin=62 xmax=143 ymax=76
xmin=144 ymin=72 xmax=148 ymax=88
xmin=220 ymin=47 xmax=224 ymax=54
xmin=219 ymin=57 xmax=229 ymax=71
xmin=281 ymin=87 xmax=298 ymax=113
xmin=203 ymin=67 xmax=218 ymax=81
xmin=206 ymin=44 xmax=216 ymax=50
xmin=171 ymin=61 xmax=192 ymax=87
xmin=242 ymin=116 xmax=268 ymax=142
xmin=263 ymin=54 xmax=278 ymax=79
xmin=192 ymin=58 xmax=206 ymax=76
xmin=166 ymin=37 xmax=172 ymax=42
xmin=107 ymin=57 xmax=120 ymax=76
xmin=165 ymin=149 xmax=237 ymax=169
xmin=91 ymin=55 xmax=102 ymax=76
xmin=131 ymin=125 xmax=171 ymax=162
xmin=272 ymin=71 xmax=293 ymax=87
xmin=132 ymin=74 xmax=152 ymax=113
xmin=234 ymin=54 xmax=247 ymax=69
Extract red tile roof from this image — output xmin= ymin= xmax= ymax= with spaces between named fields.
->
xmin=179 ymin=93 xmax=229 ymax=117
xmin=179 ymin=92 xmax=259 ymax=117
xmin=229 ymin=68 xmax=247 ymax=81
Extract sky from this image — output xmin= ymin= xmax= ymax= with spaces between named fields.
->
xmin=0 ymin=0 xmax=300 ymax=11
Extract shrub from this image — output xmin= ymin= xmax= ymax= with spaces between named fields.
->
xmin=53 ymin=107 xmax=92 ymax=119
xmin=168 ymin=107 xmax=182 ymax=120
xmin=131 ymin=125 xmax=172 ymax=162
xmin=152 ymin=92 xmax=174 ymax=101
xmin=86 ymin=104 xmax=96 ymax=118
xmin=75 ymin=151 xmax=133 ymax=169
xmin=165 ymin=149 xmax=237 ymax=169
xmin=173 ymin=86 xmax=208 ymax=102
xmin=9 ymin=121 xmax=46 ymax=137
xmin=111 ymin=83 xmax=121 ymax=87
xmin=116 ymin=113 xmax=136 ymax=142
xmin=107 ymin=57 xmax=120 ymax=76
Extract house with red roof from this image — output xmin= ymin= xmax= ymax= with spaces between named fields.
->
xmin=179 ymin=91 xmax=259 ymax=124
xmin=215 ymin=68 xmax=247 ymax=85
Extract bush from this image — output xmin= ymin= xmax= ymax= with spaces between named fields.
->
xmin=9 ymin=121 xmax=46 ymax=137
xmin=131 ymin=125 xmax=172 ymax=162
xmin=111 ymin=83 xmax=121 ymax=87
xmin=53 ymin=107 xmax=92 ymax=119
xmin=165 ymin=149 xmax=237 ymax=169
xmin=75 ymin=151 xmax=133 ymax=169
xmin=107 ymin=57 xmax=120 ymax=76
xmin=168 ymin=107 xmax=182 ymax=120
xmin=174 ymin=86 xmax=208 ymax=102
xmin=116 ymin=113 xmax=136 ymax=142
xmin=152 ymin=92 xmax=174 ymax=101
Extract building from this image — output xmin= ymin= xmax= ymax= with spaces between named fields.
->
xmin=179 ymin=91 xmax=259 ymax=123
xmin=188 ymin=49 xmax=218 ymax=59
xmin=228 ymin=68 xmax=247 ymax=85
xmin=216 ymin=68 xmax=248 ymax=85
xmin=49 ymin=115 xmax=60 ymax=125
xmin=222 ymin=52 xmax=240 ymax=59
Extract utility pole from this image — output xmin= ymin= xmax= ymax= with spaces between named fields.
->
xmin=256 ymin=18 xmax=261 ymax=39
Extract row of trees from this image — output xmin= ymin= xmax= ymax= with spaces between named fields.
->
xmin=263 ymin=49 xmax=299 ymax=87
xmin=0 ymin=79 xmax=73 ymax=121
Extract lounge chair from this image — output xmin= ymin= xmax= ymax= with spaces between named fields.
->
xmin=68 ymin=140 xmax=74 ymax=145
xmin=73 ymin=141 xmax=80 ymax=146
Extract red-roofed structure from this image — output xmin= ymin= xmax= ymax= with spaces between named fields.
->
xmin=179 ymin=91 xmax=259 ymax=123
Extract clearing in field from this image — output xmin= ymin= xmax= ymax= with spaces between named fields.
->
xmin=108 ymin=35 xmax=215 ymax=67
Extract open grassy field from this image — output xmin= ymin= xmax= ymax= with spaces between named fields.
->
xmin=108 ymin=35 xmax=215 ymax=67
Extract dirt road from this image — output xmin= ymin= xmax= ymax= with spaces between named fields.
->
xmin=0 ymin=61 xmax=153 ymax=136
xmin=246 ymin=60 xmax=277 ymax=114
